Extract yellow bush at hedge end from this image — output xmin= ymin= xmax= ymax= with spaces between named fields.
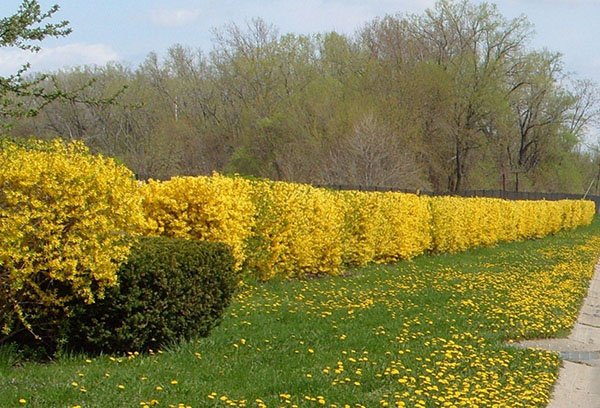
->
xmin=430 ymin=196 xmax=595 ymax=253
xmin=140 ymin=175 xmax=255 ymax=267
xmin=0 ymin=139 xmax=146 ymax=335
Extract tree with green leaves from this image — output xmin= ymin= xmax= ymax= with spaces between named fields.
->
xmin=0 ymin=1 xmax=71 ymax=121
xmin=4 ymin=0 xmax=599 ymax=193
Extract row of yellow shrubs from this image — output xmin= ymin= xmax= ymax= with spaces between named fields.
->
xmin=1 ymin=140 xmax=595 ymax=336
xmin=141 ymin=174 xmax=595 ymax=280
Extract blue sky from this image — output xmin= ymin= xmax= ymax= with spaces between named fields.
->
xmin=1 ymin=0 xmax=600 ymax=85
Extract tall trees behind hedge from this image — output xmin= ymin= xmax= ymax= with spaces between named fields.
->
xmin=9 ymin=0 xmax=600 ymax=193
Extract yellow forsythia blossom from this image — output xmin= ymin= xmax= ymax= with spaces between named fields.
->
xmin=430 ymin=196 xmax=595 ymax=253
xmin=0 ymin=139 xmax=146 ymax=335
xmin=140 ymin=174 xmax=255 ymax=268
xmin=140 ymin=172 xmax=595 ymax=280
xmin=341 ymin=191 xmax=432 ymax=265
xmin=245 ymin=180 xmax=345 ymax=279
xmin=339 ymin=191 xmax=379 ymax=267
xmin=370 ymin=191 xmax=432 ymax=263
xmin=430 ymin=197 xmax=507 ymax=253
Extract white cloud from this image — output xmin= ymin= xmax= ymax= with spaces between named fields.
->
xmin=149 ymin=7 xmax=202 ymax=27
xmin=0 ymin=43 xmax=119 ymax=76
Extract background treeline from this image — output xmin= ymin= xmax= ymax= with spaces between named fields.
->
xmin=6 ymin=0 xmax=600 ymax=193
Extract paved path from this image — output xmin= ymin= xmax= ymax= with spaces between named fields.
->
xmin=513 ymin=260 xmax=600 ymax=407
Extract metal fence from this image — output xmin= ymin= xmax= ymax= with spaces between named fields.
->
xmin=319 ymin=184 xmax=600 ymax=213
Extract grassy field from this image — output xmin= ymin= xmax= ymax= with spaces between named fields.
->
xmin=3 ymin=218 xmax=600 ymax=408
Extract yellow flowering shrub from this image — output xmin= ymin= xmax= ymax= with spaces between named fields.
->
xmin=140 ymin=174 xmax=255 ymax=268
xmin=580 ymin=200 xmax=596 ymax=225
xmin=431 ymin=196 xmax=595 ymax=253
xmin=430 ymin=197 xmax=509 ymax=253
xmin=514 ymin=200 xmax=542 ymax=240
xmin=339 ymin=191 xmax=432 ymax=266
xmin=429 ymin=197 xmax=469 ymax=253
xmin=0 ymin=139 xmax=146 ymax=337
xmin=559 ymin=199 xmax=595 ymax=230
xmin=369 ymin=192 xmax=432 ymax=263
xmin=139 ymin=173 xmax=595 ymax=280
xmin=339 ymin=191 xmax=378 ymax=267
xmin=246 ymin=181 xmax=345 ymax=279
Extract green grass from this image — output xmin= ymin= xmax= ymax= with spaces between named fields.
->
xmin=3 ymin=218 xmax=600 ymax=408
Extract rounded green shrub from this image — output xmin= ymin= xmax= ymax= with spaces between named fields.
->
xmin=63 ymin=236 xmax=237 ymax=354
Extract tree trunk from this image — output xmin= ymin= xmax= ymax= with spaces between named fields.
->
xmin=453 ymin=139 xmax=462 ymax=192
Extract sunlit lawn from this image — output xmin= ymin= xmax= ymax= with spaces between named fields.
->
xmin=2 ymin=218 xmax=600 ymax=408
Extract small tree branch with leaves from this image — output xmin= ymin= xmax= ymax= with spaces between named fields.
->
xmin=0 ymin=1 xmax=71 ymax=121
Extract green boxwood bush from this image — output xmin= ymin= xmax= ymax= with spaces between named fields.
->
xmin=64 ymin=236 xmax=237 ymax=354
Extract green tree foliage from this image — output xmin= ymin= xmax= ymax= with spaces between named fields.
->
xmin=0 ymin=1 xmax=70 ymax=120
xmin=7 ymin=0 xmax=600 ymax=193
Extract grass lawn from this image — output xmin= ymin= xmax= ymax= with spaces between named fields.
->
xmin=3 ymin=218 xmax=600 ymax=408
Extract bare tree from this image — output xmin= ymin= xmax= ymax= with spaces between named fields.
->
xmin=327 ymin=114 xmax=429 ymax=189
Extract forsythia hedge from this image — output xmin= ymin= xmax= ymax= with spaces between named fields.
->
xmin=246 ymin=180 xmax=345 ymax=279
xmin=2 ymin=139 xmax=594 ymax=341
xmin=9 ymin=139 xmax=592 ymax=354
xmin=0 ymin=139 xmax=146 ymax=338
xmin=429 ymin=197 xmax=594 ymax=253
xmin=339 ymin=191 xmax=432 ymax=266
xmin=141 ymin=174 xmax=595 ymax=280
xmin=140 ymin=176 xmax=255 ymax=268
